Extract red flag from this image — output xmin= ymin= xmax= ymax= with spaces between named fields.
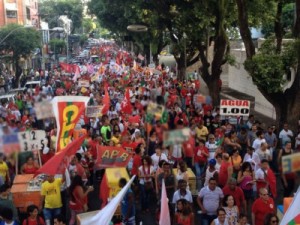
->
xmin=95 ymin=145 xmax=132 ymax=169
xmin=59 ymin=62 xmax=72 ymax=73
xmin=128 ymin=115 xmax=140 ymax=124
xmin=101 ymin=87 xmax=110 ymax=115
xmin=36 ymin=135 xmax=86 ymax=175
xmin=121 ymin=89 xmax=132 ymax=114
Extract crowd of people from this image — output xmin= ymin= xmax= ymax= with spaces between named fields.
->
xmin=0 ymin=41 xmax=299 ymax=225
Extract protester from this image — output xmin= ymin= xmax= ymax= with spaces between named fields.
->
xmin=68 ymin=175 xmax=94 ymax=225
xmin=119 ymin=178 xmax=135 ymax=225
xmin=263 ymin=213 xmax=279 ymax=225
xmin=0 ymin=207 xmax=18 ymax=225
xmin=252 ymin=188 xmax=276 ymax=225
xmin=210 ymin=208 xmax=230 ymax=225
xmin=174 ymin=198 xmax=194 ymax=225
xmin=21 ymin=156 xmax=39 ymax=174
xmin=22 ymin=204 xmax=45 ymax=225
xmin=40 ymin=174 xmax=65 ymax=225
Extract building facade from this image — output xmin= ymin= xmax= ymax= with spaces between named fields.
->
xmin=0 ymin=0 xmax=38 ymax=27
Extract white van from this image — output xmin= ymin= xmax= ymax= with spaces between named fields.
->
xmin=24 ymin=81 xmax=41 ymax=92
xmin=0 ymin=94 xmax=17 ymax=105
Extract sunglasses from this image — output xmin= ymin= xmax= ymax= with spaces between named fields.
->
xmin=271 ymin=220 xmax=278 ymax=224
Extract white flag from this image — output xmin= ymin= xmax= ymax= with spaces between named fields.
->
xmin=159 ymin=179 xmax=171 ymax=225
xmin=280 ymin=187 xmax=300 ymax=225
xmin=80 ymin=175 xmax=136 ymax=225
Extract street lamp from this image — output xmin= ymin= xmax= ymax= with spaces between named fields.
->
xmin=0 ymin=25 xmax=34 ymax=46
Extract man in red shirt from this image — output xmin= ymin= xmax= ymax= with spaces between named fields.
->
xmin=222 ymin=177 xmax=246 ymax=213
xmin=252 ymin=188 xmax=276 ymax=225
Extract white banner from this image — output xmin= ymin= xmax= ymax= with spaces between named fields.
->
xmin=220 ymin=99 xmax=250 ymax=117
xmin=18 ymin=130 xmax=48 ymax=152
xmin=78 ymin=80 xmax=90 ymax=87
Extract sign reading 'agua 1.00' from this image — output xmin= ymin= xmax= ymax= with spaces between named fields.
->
xmin=220 ymin=99 xmax=250 ymax=117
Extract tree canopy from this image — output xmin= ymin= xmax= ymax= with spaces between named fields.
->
xmin=0 ymin=24 xmax=41 ymax=80
xmin=38 ymin=0 xmax=83 ymax=33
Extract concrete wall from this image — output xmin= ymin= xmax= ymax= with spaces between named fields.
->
xmin=227 ymin=48 xmax=277 ymax=120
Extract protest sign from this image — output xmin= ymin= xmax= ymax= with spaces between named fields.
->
xmin=91 ymin=74 xmax=99 ymax=82
xmin=95 ymin=146 xmax=132 ymax=169
xmin=282 ymin=152 xmax=300 ymax=173
xmin=193 ymin=94 xmax=206 ymax=105
xmin=86 ymin=106 xmax=104 ymax=118
xmin=78 ymin=80 xmax=90 ymax=87
xmin=18 ymin=130 xmax=48 ymax=152
xmin=147 ymin=102 xmax=165 ymax=119
xmin=163 ymin=128 xmax=191 ymax=147
xmin=1 ymin=133 xmax=20 ymax=155
xmin=220 ymin=99 xmax=250 ymax=117
xmin=34 ymin=101 xmax=54 ymax=120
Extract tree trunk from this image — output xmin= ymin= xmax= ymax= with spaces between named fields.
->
xmin=207 ymin=77 xmax=221 ymax=106
xmin=176 ymin=55 xmax=186 ymax=81
xmin=273 ymin=90 xmax=300 ymax=132
xmin=236 ymin=0 xmax=256 ymax=58
xmin=14 ymin=56 xmax=22 ymax=88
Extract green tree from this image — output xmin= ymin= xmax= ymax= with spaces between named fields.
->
xmin=38 ymin=0 xmax=83 ymax=33
xmin=236 ymin=0 xmax=300 ymax=130
xmin=49 ymin=38 xmax=66 ymax=54
xmin=0 ymin=24 xmax=41 ymax=84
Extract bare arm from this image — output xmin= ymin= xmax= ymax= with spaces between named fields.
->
xmin=252 ymin=212 xmax=255 ymax=225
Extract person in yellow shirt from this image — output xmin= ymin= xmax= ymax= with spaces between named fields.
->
xmin=195 ymin=121 xmax=209 ymax=142
xmin=40 ymin=174 xmax=64 ymax=225
xmin=111 ymin=130 xmax=121 ymax=146
xmin=0 ymin=153 xmax=9 ymax=185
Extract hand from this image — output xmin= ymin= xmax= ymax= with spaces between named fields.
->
xmin=88 ymin=186 xmax=94 ymax=192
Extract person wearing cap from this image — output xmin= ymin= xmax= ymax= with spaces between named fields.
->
xmin=203 ymin=159 xmax=218 ymax=187
xmin=222 ymin=177 xmax=246 ymax=214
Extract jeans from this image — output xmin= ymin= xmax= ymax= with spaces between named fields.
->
xmin=194 ymin=162 xmax=206 ymax=189
xmin=140 ymin=184 xmax=152 ymax=210
xmin=201 ymin=213 xmax=217 ymax=225
xmin=43 ymin=207 xmax=62 ymax=221
xmin=69 ymin=209 xmax=84 ymax=225
xmin=122 ymin=216 xmax=135 ymax=225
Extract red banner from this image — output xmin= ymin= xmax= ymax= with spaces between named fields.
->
xmin=52 ymin=96 xmax=90 ymax=152
xmin=95 ymin=145 xmax=132 ymax=169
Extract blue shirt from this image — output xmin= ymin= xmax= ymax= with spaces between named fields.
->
xmin=121 ymin=188 xmax=135 ymax=218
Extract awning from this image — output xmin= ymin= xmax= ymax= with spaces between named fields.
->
xmin=6 ymin=3 xmax=18 ymax=11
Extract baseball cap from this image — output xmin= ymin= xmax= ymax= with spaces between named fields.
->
xmin=209 ymin=159 xmax=216 ymax=165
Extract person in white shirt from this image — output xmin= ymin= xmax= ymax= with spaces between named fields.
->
xmin=252 ymin=131 xmax=266 ymax=152
xmin=255 ymin=142 xmax=272 ymax=162
xmin=244 ymin=146 xmax=261 ymax=172
xmin=151 ymin=146 xmax=168 ymax=171
xmin=172 ymin=179 xmax=193 ymax=211
xmin=279 ymin=123 xmax=294 ymax=147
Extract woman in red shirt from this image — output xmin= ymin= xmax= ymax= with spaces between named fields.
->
xmin=131 ymin=144 xmax=142 ymax=176
xmin=21 ymin=156 xmax=39 ymax=174
xmin=194 ymin=139 xmax=209 ymax=187
xmin=69 ymin=175 xmax=94 ymax=225
xmin=174 ymin=199 xmax=194 ymax=225
xmin=218 ymin=153 xmax=233 ymax=188
xmin=22 ymin=204 xmax=45 ymax=225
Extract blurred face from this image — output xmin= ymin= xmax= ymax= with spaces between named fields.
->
xmin=270 ymin=216 xmax=279 ymax=225
xmin=218 ymin=210 xmax=226 ymax=222
xmin=155 ymin=148 xmax=161 ymax=155
xmin=261 ymin=162 xmax=269 ymax=170
xmin=259 ymin=189 xmax=269 ymax=201
xmin=163 ymin=165 xmax=170 ymax=174
xmin=239 ymin=216 xmax=248 ymax=225
xmin=208 ymin=180 xmax=217 ymax=191
xmin=229 ymin=182 xmax=236 ymax=190
xmin=27 ymin=157 xmax=34 ymax=165
xmin=30 ymin=208 xmax=38 ymax=218
xmin=47 ymin=175 xmax=55 ymax=183
xmin=177 ymin=201 xmax=183 ymax=211
xmin=226 ymin=196 xmax=234 ymax=207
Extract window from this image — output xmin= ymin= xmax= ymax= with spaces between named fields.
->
xmin=6 ymin=10 xmax=17 ymax=18
xmin=26 ymin=7 xmax=30 ymax=20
